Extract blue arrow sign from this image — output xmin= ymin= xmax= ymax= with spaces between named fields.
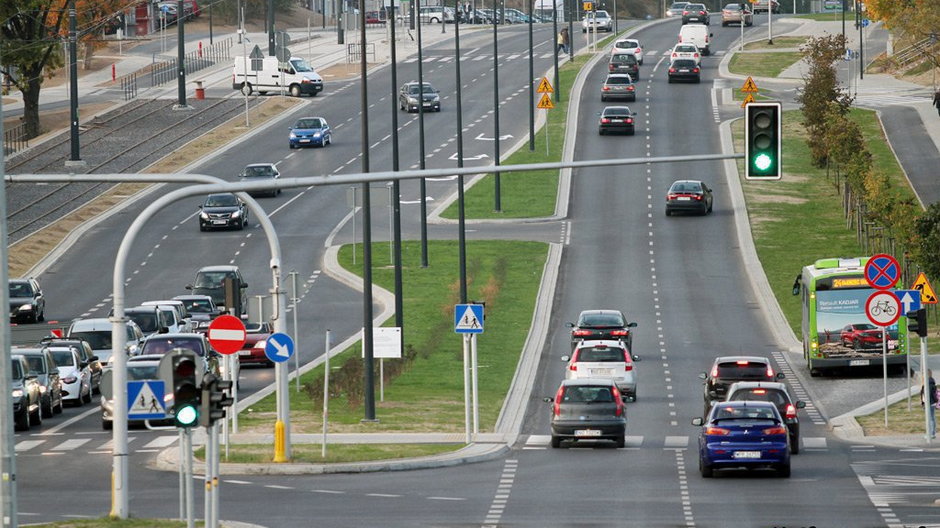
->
xmin=862 ymin=18 xmax=870 ymax=27
xmin=454 ymin=304 xmax=484 ymax=334
xmin=127 ymin=380 xmax=167 ymax=420
xmin=896 ymin=289 xmax=921 ymax=316
xmin=264 ymin=332 xmax=295 ymax=363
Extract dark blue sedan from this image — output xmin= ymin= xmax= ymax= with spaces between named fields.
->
xmin=692 ymin=400 xmax=790 ymax=478
xmin=288 ymin=117 xmax=332 ymax=148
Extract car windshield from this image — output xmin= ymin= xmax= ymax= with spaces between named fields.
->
xmin=127 ymin=364 xmax=160 ymax=380
xmin=724 ymin=3 xmax=742 ymax=9
xmin=128 ymin=312 xmax=159 ymax=333
xmin=686 ymin=4 xmax=705 ymax=9
xmin=70 ymin=331 xmax=112 ymax=350
xmin=615 ymin=40 xmax=638 ymax=49
xmin=577 ymin=347 xmax=626 ymax=362
xmin=25 ymin=356 xmax=46 ymax=374
xmin=712 ymin=406 xmax=777 ymax=421
xmin=606 ymin=76 xmax=632 ymax=85
xmin=671 ymin=2 xmax=688 ymax=8
xmin=289 ymin=58 xmax=314 ymax=72
xmin=676 ymin=45 xmax=697 ymax=53
xmin=611 ymin=54 xmax=636 ymax=64
xmin=51 ymin=350 xmax=77 ymax=367
xmin=9 ymin=282 xmax=32 ymax=297
xmin=245 ymin=322 xmax=271 ymax=333
xmin=853 ymin=323 xmax=877 ymax=330
xmin=181 ymin=299 xmax=214 ymax=313
xmin=580 ymin=313 xmax=625 ymax=326
xmin=11 ymin=360 xmax=24 ymax=380
xmin=295 ymin=118 xmax=324 ymax=129
xmin=672 ymin=59 xmax=697 ymax=68
xmin=563 ymin=385 xmax=614 ymax=403
xmin=141 ymin=337 xmax=206 ymax=357
xmin=671 ymin=182 xmax=702 ymax=192
xmin=243 ymin=166 xmax=275 ymax=179
xmin=205 ymin=194 xmax=238 ymax=207
xmin=194 ymin=271 xmax=230 ymax=288
xmin=408 ymin=84 xmax=435 ymax=95
xmin=730 ymin=389 xmax=788 ymax=407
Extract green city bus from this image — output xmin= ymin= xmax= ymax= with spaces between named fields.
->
xmin=792 ymin=257 xmax=909 ymax=376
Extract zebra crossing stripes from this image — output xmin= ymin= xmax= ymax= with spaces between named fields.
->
xmin=50 ymin=439 xmax=91 ymax=451
xmin=853 ymin=94 xmax=932 ymax=107
xmin=14 ymin=434 xmax=177 ymax=455
xmin=15 ymin=440 xmax=44 ymax=452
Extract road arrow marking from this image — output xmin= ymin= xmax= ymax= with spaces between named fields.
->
xmin=448 ymin=153 xmax=490 ymax=161
xmin=474 ymin=133 xmax=514 ymax=141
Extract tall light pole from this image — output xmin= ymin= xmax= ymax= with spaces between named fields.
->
xmin=528 ymin=0 xmax=535 ymax=151
xmin=493 ymin=0 xmax=502 ymax=212
xmin=359 ymin=0 xmax=377 ymax=422
xmin=417 ymin=3 xmax=429 ymax=267
xmin=68 ymin=4 xmax=82 ymax=165
xmin=390 ymin=0 xmax=404 ymax=343
xmin=176 ymin=0 xmax=188 ymax=108
xmin=455 ymin=0 xmax=468 ymax=303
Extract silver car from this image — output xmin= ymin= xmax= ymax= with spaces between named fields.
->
xmin=562 ymin=340 xmax=640 ymax=401
xmin=101 ymin=356 xmax=170 ymax=430
xmin=601 ymin=74 xmax=636 ymax=102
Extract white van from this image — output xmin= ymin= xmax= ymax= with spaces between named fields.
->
xmin=678 ymin=24 xmax=713 ymax=56
xmin=232 ymin=56 xmax=323 ymax=97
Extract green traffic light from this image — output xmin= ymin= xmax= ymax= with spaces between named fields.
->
xmin=176 ymin=404 xmax=199 ymax=426
xmin=754 ymin=153 xmax=772 ymax=171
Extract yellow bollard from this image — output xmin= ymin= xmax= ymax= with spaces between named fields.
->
xmin=273 ymin=420 xmax=288 ymax=463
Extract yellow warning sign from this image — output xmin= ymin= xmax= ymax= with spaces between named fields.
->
xmin=583 ymin=1 xmax=593 ymax=11
xmin=740 ymin=93 xmax=755 ymax=108
xmin=912 ymin=272 xmax=938 ymax=304
xmin=537 ymin=77 xmax=554 ymax=94
xmin=537 ymin=93 xmax=555 ymax=109
xmin=740 ymin=76 xmax=759 ymax=93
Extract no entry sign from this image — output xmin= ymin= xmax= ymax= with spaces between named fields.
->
xmin=207 ymin=315 xmax=247 ymax=355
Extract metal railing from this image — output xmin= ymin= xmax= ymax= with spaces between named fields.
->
xmin=147 ymin=37 xmax=233 ymax=88
xmin=3 ymin=122 xmax=28 ymax=158
xmin=121 ymin=72 xmax=138 ymax=101
xmin=346 ymin=42 xmax=376 ymax=63
xmin=894 ymin=37 xmax=935 ymax=68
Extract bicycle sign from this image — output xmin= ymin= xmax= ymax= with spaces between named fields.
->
xmin=865 ymin=290 xmax=901 ymax=327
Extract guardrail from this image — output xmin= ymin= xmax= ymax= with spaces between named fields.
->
xmin=346 ymin=42 xmax=376 ymax=63
xmin=3 ymin=122 xmax=28 ymax=159
xmin=894 ymin=37 xmax=935 ymax=68
xmin=151 ymin=37 xmax=233 ymax=88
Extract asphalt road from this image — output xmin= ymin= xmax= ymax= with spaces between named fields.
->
xmin=12 ymin=15 xmax=940 ymax=528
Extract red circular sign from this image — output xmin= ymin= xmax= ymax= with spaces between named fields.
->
xmin=207 ymin=315 xmax=247 ymax=355
xmin=864 ymin=253 xmax=901 ymax=290
xmin=865 ymin=290 xmax=901 ymax=328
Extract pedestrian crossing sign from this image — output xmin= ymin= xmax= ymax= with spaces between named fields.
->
xmin=455 ymin=304 xmax=485 ymax=334
xmin=537 ymin=77 xmax=554 ymax=94
xmin=740 ymin=76 xmax=759 ymax=93
xmin=912 ymin=272 xmax=938 ymax=304
xmin=537 ymin=93 xmax=555 ymax=109
xmin=127 ymin=380 xmax=167 ymax=420
xmin=740 ymin=93 xmax=755 ymax=108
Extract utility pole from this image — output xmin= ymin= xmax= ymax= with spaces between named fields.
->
xmin=493 ymin=1 xmax=502 ymax=212
xmin=456 ymin=0 xmax=467 ymax=304
xmin=528 ymin=0 xmax=534 ymax=151
xmin=67 ymin=4 xmax=83 ymax=166
xmin=176 ymin=0 xmax=189 ymax=108
xmin=390 ymin=0 xmax=404 ymax=346
xmin=268 ymin=0 xmax=276 ymax=55
xmin=360 ymin=0 xmax=377 ymax=422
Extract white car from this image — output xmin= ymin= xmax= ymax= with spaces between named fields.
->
xmin=671 ymin=43 xmax=701 ymax=65
xmin=562 ymin=340 xmax=639 ymax=401
xmin=141 ymin=300 xmax=194 ymax=333
xmin=48 ymin=346 xmax=92 ymax=406
xmin=611 ymin=38 xmax=643 ymax=65
xmin=582 ymin=10 xmax=612 ymax=32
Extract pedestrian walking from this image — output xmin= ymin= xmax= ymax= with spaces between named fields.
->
xmin=933 ymin=89 xmax=940 ymax=117
xmin=557 ymin=27 xmax=570 ymax=55
xmin=921 ymin=369 xmax=938 ymax=439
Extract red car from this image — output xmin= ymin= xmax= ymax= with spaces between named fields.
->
xmin=237 ymin=321 xmax=274 ymax=367
xmin=840 ymin=323 xmax=883 ymax=349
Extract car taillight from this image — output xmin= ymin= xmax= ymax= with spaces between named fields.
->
xmin=711 ymin=366 xmax=719 ymax=378
xmin=763 ymin=426 xmax=788 ymax=435
xmin=609 ymin=64 xmax=616 ymax=71
xmin=699 ymin=10 xmax=705 ymax=15
xmin=612 ymin=387 xmax=624 ymax=416
xmin=693 ymin=67 xmax=700 ymax=73
xmin=766 ymin=366 xmax=775 ymax=377
xmin=672 ymin=52 xmax=678 ymax=58
xmin=626 ymin=118 xmax=633 ymax=124
xmin=572 ymin=329 xmax=591 ymax=336
xmin=694 ymin=53 xmax=699 ymax=58
xmin=668 ymin=67 xmax=676 ymax=73
xmin=693 ymin=194 xmax=701 ymax=200
xmin=610 ymin=329 xmax=629 ymax=336
xmin=683 ymin=10 xmax=689 ymax=14
xmin=705 ymin=427 xmax=730 ymax=436
xmin=553 ymin=386 xmax=564 ymax=416
xmin=627 ymin=86 xmax=635 ymax=91
xmin=635 ymin=48 xmax=641 ymax=54
xmin=602 ymin=86 xmax=610 ymax=91
xmin=667 ymin=193 xmax=678 ymax=200
xmin=785 ymin=404 xmax=797 ymax=419
xmin=624 ymin=364 xmax=633 ymax=371
xmin=569 ymin=364 xmax=578 ymax=371
xmin=601 ymin=118 xmax=611 ymax=124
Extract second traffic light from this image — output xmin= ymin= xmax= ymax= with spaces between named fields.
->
xmin=907 ymin=308 xmax=928 ymax=338
xmin=200 ymin=373 xmax=234 ymax=427
xmin=171 ymin=352 xmax=201 ymax=428
xmin=745 ymin=101 xmax=782 ymax=180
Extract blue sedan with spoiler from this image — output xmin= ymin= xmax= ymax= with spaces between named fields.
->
xmin=692 ymin=400 xmax=791 ymax=478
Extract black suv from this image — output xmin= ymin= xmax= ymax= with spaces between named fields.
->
xmin=608 ymin=53 xmax=640 ymax=81
xmin=567 ymin=309 xmax=638 ymax=352
xmin=9 ymin=278 xmax=45 ymax=323
xmin=699 ymin=356 xmax=783 ymax=416
xmin=199 ymin=193 xmax=249 ymax=231
xmin=725 ymin=381 xmax=806 ymax=453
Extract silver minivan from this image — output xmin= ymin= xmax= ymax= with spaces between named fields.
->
xmin=67 ymin=318 xmax=144 ymax=367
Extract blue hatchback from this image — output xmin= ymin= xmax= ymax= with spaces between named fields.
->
xmin=692 ymin=400 xmax=790 ymax=478
xmin=288 ymin=117 xmax=332 ymax=148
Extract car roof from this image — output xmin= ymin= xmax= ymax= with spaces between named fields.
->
xmin=727 ymin=381 xmax=788 ymax=392
xmin=579 ymin=309 xmax=623 ymax=316
xmin=144 ymin=332 xmax=205 ymax=341
xmin=174 ymin=294 xmax=214 ymax=300
xmin=11 ymin=347 xmax=47 ymax=356
xmin=196 ymin=265 xmax=240 ymax=272
xmin=244 ymin=163 xmax=275 ymax=168
xmin=606 ymin=74 xmax=633 ymax=80
xmin=714 ymin=400 xmax=778 ymax=409
xmin=713 ymin=355 xmax=772 ymax=364
xmin=560 ymin=377 xmax=618 ymax=387
xmin=574 ymin=339 xmax=626 ymax=349
xmin=127 ymin=305 xmax=160 ymax=312
xmin=671 ymin=179 xmax=703 ymax=185
xmin=70 ymin=318 xmax=127 ymax=330
xmin=130 ymin=354 xmax=169 ymax=362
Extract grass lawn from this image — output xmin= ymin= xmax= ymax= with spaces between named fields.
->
xmin=732 ymin=90 xmax=772 ymax=101
xmin=198 ymin=443 xmax=459 ymax=464
xmin=728 ymin=51 xmax=804 ymax=77
xmin=793 ymin=12 xmax=848 ymax=22
xmin=237 ymin=240 xmax=548 ymax=440
xmin=743 ymin=36 xmax=808 ymax=50
xmin=857 ymin=397 xmax=933 ymax=436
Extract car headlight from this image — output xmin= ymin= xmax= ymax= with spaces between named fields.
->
xmin=254 ymin=339 xmax=267 ymax=350
xmin=18 ymin=304 xmax=33 ymax=312
xmin=231 ymin=210 xmax=241 ymax=218
xmin=12 ymin=389 xmax=23 ymax=398
xmin=313 ymin=132 xmax=321 ymax=137
xmin=408 ymin=97 xmax=418 ymax=103
xmin=289 ymin=132 xmax=297 ymax=139
xmin=199 ymin=212 xmax=209 ymax=219
xmin=39 ymin=385 xmax=47 ymax=394
xmin=62 ymin=376 xmax=78 ymax=384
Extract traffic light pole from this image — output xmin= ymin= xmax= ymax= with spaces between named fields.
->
xmin=181 ymin=428 xmax=194 ymax=528
xmin=922 ymin=336 xmax=931 ymax=444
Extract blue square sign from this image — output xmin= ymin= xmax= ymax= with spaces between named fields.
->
xmin=896 ymin=289 xmax=921 ymax=316
xmin=454 ymin=304 xmax=484 ymax=334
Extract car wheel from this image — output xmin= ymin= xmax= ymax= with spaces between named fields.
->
xmin=41 ymin=397 xmax=53 ymax=418
xmin=82 ymin=388 xmax=92 ymax=404
xmin=241 ymin=82 xmax=253 ymax=96
xmin=853 ymin=338 xmax=860 ymax=349
xmin=15 ymin=408 xmax=29 ymax=431
xmin=30 ymin=404 xmax=41 ymax=428
xmin=54 ymin=396 xmax=64 ymax=414
xmin=699 ymin=457 xmax=713 ymax=478
xmin=289 ymin=84 xmax=302 ymax=97
xmin=550 ymin=435 xmax=561 ymax=448
xmin=601 ymin=95 xmax=607 ymax=102
xmin=665 ymin=209 xmax=671 ymax=216
xmin=200 ymin=224 xmax=207 ymax=232
xmin=639 ymin=59 xmax=643 ymax=65
xmin=707 ymin=201 xmax=713 ymax=213
xmin=615 ymin=435 xmax=625 ymax=448
xmin=722 ymin=21 xmax=727 ymax=26
xmin=599 ymin=129 xmax=605 ymax=135
xmin=37 ymin=308 xmax=44 ymax=322
xmin=289 ymin=143 xmax=296 ymax=149
xmin=102 ymin=419 xmax=113 ymax=431
xmin=668 ymin=78 xmax=673 ymax=84
xmin=778 ymin=463 xmax=791 ymax=478
xmin=790 ymin=436 xmax=800 ymax=455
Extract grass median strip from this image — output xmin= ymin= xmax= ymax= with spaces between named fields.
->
xmin=728 ymin=51 xmax=803 ymax=78
xmin=857 ymin=397 xmax=932 ymax=436
xmin=236 ymin=240 xmax=547 ymax=457
xmin=197 ymin=443 xmax=459 ymax=464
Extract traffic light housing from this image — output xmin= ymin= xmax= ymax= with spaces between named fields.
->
xmin=170 ymin=352 xmax=200 ymax=428
xmin=199 ymin=373 xmax=234 ymax=427
xmin=745 ymin=101 xmax=782 ymax=180
xmin=908 ymin=308 xmax=928 ymax=338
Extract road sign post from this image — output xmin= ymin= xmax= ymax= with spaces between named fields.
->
xmin=866 ymin=289 xmax=901 ymax=428
xmin=537 ymin=79 xmax=554 ymax=157
xmin=455 ymin=304 xmax=484 ymax=442
xmin=897 ymin=289 xmax=923 ymax=410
